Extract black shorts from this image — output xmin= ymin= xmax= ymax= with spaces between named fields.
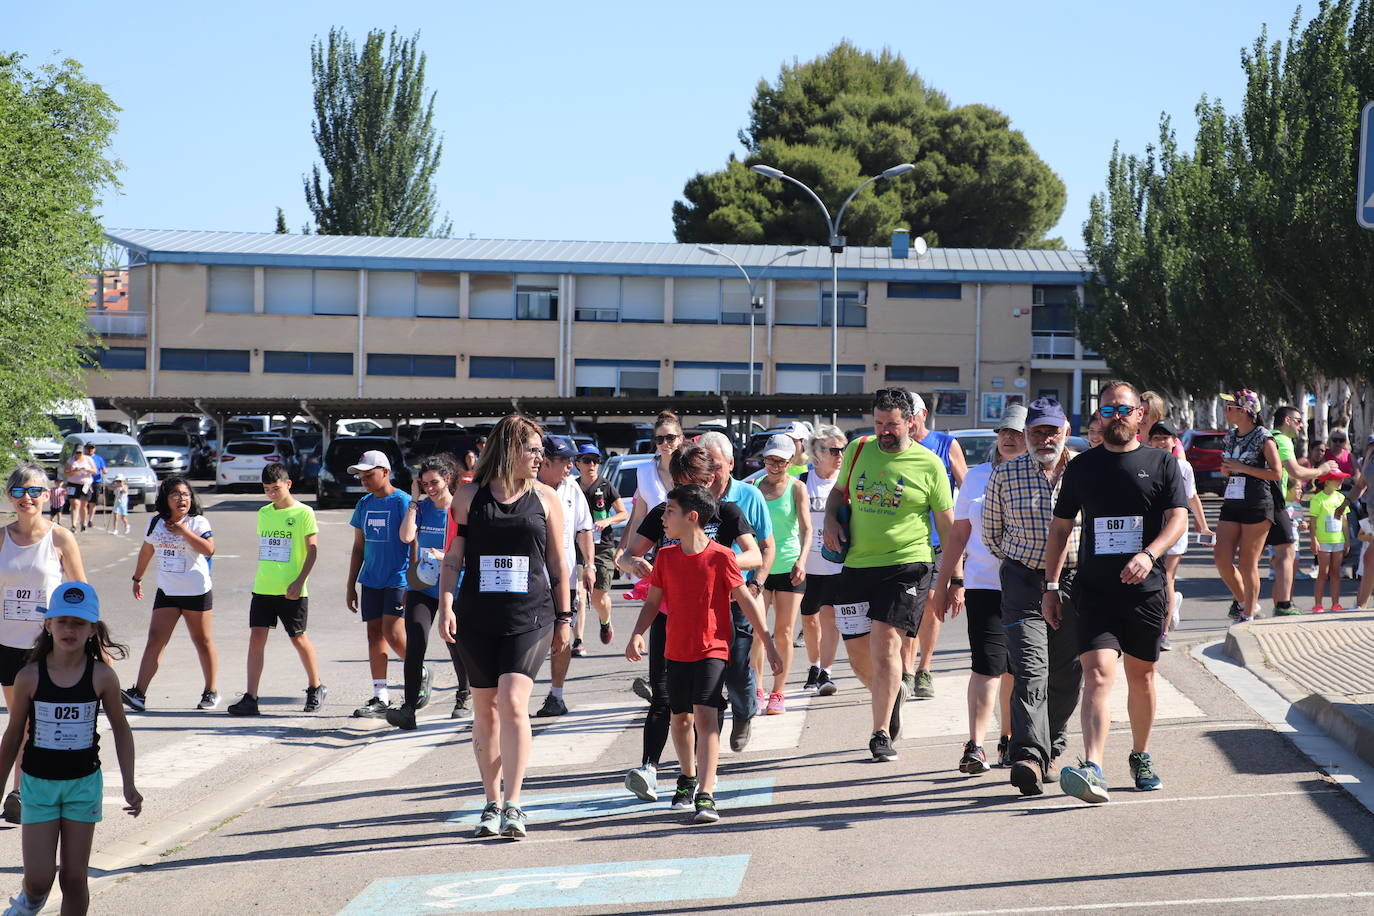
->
xmin=453 ymin=623 xmax=554 ymax=689
xmin=837 ymin=562 xmax=931 ymax=634
xmin=0 ymin=645 xmax=29 ymax=687
xmin=67 ymin=482 xmax=92 ymax=500
xmin=153 ymin=589 xmax=213 ymax=611
xmin=964 ymin=588 xmax=1008 ymax=677
xmin=1219 ymin=501 xmax=1272 ymax=526
xmin=1074 ymin=582 xmax=1168 ymax=663
xmin=1265 ymin=515 xmax=1297 ymax=546
xmin=249 ymin=594 xmax=308 ymax=637
xmin=763 ymin=572 xmax=802 ymax=594
xmin=665 ymin=657 xmax=727 ymax=714
xmin=800 ymin=573 xmax=839 ymax=615
xmin=593 ymin=543 xmax=617 ymax=592
xmin=359 ymin=585 xmax=406 ymax=622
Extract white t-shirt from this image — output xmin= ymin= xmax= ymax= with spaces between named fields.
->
xmin=144 ymin=515 xmax=213 ymax=595
xmin=553 ymin=476 xmax=593 ymax=566
xmin=1167 ymin=457 xmax=1198 ymax=556
xmin=634 ymin=460 xmax=670 ymax=512
xmin=952 ymin=462 xmax=1000 ymax=591
xmin=803 ymin=470 xmax=843 ymax=576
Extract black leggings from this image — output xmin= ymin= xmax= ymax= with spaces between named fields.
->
xmin=404 ymin=590 xmax=468 ymax=707
xmin=642 ymin=612 xmax=670 ymax=767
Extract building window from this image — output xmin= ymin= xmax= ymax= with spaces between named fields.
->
xmin=516 ymin=274 xmax=558 ymax=321
xmin=263 ymin=351 xmax=353 ymax=375
xmin=930 ymin=389 xmax=969 ymax=417
xmin=366 ymin=353 xmax=456 ymax=378
xmin=207 ymin=266 xmax=253 ymax=313
xmin=469 ymin=273 xmax=514 ymax=319
xmin=263 ymin=268 xmax=359 ymax=316
xmin=417 ymin=272 xmax=460 ymax=318
xmin=1032 ymin=285 xmax=1078 ymax=359
xmin=673 ymin=278 xmax=721 ymax=324
xmin=160 ymin=348 xmax=250 ymax=373
xmin=774 ymin=280 xmax=820 ymax=325
xmin=774 ymin=363 xmax=865 ymax=394
xmin=823 ymin=288 xmax=868 ymax=327
xmin=886 ymin=365 xmax=960 ymax=383
xmin=85 ymin=347 xmax=147 ymax=370
xmin=887 ymin=282 xmax=961 ymax=299
xmin=622 ymin=276 xmax=665 ymax=322
xmin=672 ymin=361 xmax=762 ymax=396
xmin=575 ymin=276 xmax=620 ymax=322
xmin=574 ymin=359 xmax=659 ymax=397
xmin=367 ymin=271 xmax=415 ymax=317
xmin=469 ymin=356 xmax=556 ymax=380
xmin=313 ymin=269 xmax=358 ymax=315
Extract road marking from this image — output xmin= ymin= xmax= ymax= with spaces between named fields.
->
xmin=723 ymin=696 xmax=810 ymax=754
xmin=446 ymin=777 xmax=774 ymax=824
xmin=907 ymin=891 xmax=1374 ymax=915
xmin=527 ymin=703 xmax=638 ymax=768
xmin=302 ymin=719 xmax=459 ymax=786
xmin=1025 ymin=789 xmax=1339 ymax=810
xmin=335 ymin=854 xmax=750 ymax=915
xmin=104 ymin=730 xmax=277 ymax=791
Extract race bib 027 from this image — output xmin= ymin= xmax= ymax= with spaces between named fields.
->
xmin=2 ymin=586 xmax=44 ymax=622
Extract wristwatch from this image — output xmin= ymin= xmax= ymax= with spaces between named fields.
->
xmin=949 ymin=577 xmax=965 ymax=587
xmin=1044 ymin=581 xmax=1060 ymax=592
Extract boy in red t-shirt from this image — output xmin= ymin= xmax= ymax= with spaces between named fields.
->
xmin=627 ymin=484 xmax=780 ymax=823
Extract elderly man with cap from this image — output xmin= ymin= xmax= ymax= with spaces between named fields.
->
xmin=532 ymin=436 xmax=595 ymax=717
xmin=576 ymin=442 xmax=627 ymax=654
xmin=345 ymin=449 xmax=414 ymax=718
xmin=901 ymin=393 xmax=969 ymax=701
xmin=981 ymin=396 xmax=1083 ymax=795
xmin=930 ymin=404 xmax=1027 ymax=774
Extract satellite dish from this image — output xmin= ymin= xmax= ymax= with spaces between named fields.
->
xmin=913 ymin=237 xmax=929 ymax=257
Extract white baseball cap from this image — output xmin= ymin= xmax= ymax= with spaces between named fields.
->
xmin=783 ymin=421 xmax=813 ymax=441
xmin=761 ymin=434 xmax=795 ymax=460
xmin=347 ymin=450 xmax=392 ymax=474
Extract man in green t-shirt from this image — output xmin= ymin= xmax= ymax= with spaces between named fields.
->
xmin=1269 ymin=406 xmax=1338 ymax=615
xmin=823 ymin=386 xmax=956 ymax=763
xmin=228 ymin=463 xmax=327 ymax=716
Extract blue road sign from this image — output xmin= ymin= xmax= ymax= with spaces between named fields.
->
xmin=1358 ymin=101 xmax=1374 ymax=228
xmin=335 ymin=854 xmax=751 ymax=915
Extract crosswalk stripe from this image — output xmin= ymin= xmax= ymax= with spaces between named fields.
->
xmin=301 ymin=720 xmax=460 ymax=786
xmin=104 ymin=731 xmax=278 ymax=791
xmin=528 ymin=703 xmax=638 ymax=768
xmin=722 ymin=695 xmax=811 ymax=755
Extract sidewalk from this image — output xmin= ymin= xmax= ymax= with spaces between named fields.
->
xmin=1226 ymin=609 xmax=1374 ymax=767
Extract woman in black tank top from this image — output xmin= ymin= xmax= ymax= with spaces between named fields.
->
xmin=437 ymin=415 xmax=571 ymax=841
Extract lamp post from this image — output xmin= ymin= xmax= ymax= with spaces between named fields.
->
xmin=750 ymin=163 xmax=916 ymax=397
xmin=697 ymin=246 xmax=805 ymax=396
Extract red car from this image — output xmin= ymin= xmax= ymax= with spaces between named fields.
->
xmin=1183 ymin=429 xmax=1227 ymax=495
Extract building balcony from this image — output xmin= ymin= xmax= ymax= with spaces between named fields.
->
xmin=87 ymin=310 xmax=147 ymax=337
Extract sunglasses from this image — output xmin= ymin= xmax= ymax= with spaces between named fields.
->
xmin=577 ymin=456 xmax=600 ymax=464
xmin=8 ymin=486 xmax=47 ymax=499
xmin=654 ymin=435 xmax=680 ymax=444
xmin=1098 ymin=405 xmax=1140 ymax=418
xmin=824 ymin=446 xmax=845 ymax=456
xmin=524 ymin=446 xmax=545 ymax=457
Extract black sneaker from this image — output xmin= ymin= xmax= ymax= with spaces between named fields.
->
xmin=304 ymin=684 xmax=328 ymax=713
xmin=570 ymin=638 xmax=587 ymax=658
xmin=802 ymin=665 xmax=821 ymax=696
xmin=1010 ymin=758 xmax=1045 ymax=797
xmin=197 ymin=689 xmax=222 ymax=711
xmin=959 ymin=741 xmax=989 ymax=775
xmin=415 ymin=665 xmax=433 ymax=710
xmin=227 ymin=693 xmax=260 ymax=716
xmin=451 ymin=689 xmax=472 ymax=720
xmin=120 ymin=686 xmax=146 ymax=712
xmin=869 ymin=729 xmax=898 ymax=761
xmin=1227 ymin=600 xmax=1242 ymax=621
xmin=1 ymin=789 xmax=19 ymax=825
xmin=729 ymin=715 xmax=752 ymax=752
xmin=889 ymin=688 xmax=904 ymax=740
xmin=670 ymin=776 xmax=698 ymax=810
xmin=533 ymin=694 xmax=568 ymax=717
xmin=352 ymin=697 xmax=391 ymax=718
xmin=631 ymin=677 xmax=653 ymax=703
xmin=816 ymin=669 xmax=838 ymax=696
xmin=996 ymin=735 xmax=1012 ymax=768
xmin=693 ymin=792 xmax=720 ymax=823
xmin=386 ymin=704 xmax=417 ymax=730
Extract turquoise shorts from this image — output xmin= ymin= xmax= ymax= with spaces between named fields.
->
xmin=20 ymin=770 xmax=103 ymax=824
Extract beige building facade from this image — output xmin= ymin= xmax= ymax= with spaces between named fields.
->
xmin=92 ymin=230 xmax=1111 ymax=429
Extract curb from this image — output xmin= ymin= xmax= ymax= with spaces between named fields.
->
xmin=1224 ymin=623 xmax=1374 ymax=772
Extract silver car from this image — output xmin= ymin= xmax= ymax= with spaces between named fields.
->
xmin=58 ymin=433 xmax=157 ymax=511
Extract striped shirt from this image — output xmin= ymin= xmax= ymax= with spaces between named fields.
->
xmin=981 ymin=451 xmax=1080 ymax=570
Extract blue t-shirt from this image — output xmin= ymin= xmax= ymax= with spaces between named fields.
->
xmin=412 ymin=497 xmax=449 ymax=599
xmin=92 ymin=454 xmax=108 ymax=484
xmin=350 ymin=490 xmax=412 ymax=589
xmin=919 ymin=429 xmax=955 ymax=549
xmin=723 ymin=478 xmax=772 ymax=583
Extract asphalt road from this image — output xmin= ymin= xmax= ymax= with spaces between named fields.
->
xmin=2 ymin=488 xmax=1372 ymax=915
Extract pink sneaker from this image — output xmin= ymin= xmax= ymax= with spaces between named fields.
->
xmin=756 ymin=687 xmax=765 ymax=703
xmin=765 ymin=692 xmax=786 ymax=715
xmin=1332 ymin=604 xmax=1346 ymax=612
xmin=1312 ymin=604 xmax=1326 ymax=614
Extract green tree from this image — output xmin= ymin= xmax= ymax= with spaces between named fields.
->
xmin=274 ymin=207 xmax=288 ymax=233
xmin=303 ymin=28 xmax=450 ymax=237
xmin=673 ymin=41 xmax=1066 ymax=249
xmin=0 ymin=53 xmax=119 ymax=464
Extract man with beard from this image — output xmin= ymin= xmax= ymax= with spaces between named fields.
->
xmin=1045 ymin=381 xmax=1188 ymax=804
xmin=982 ymin=397 xmax=1083 ymax=796
xmin=823 ymin=387 xmax=955 ymax=761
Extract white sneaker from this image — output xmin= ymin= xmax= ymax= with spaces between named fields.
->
xmin=624 ymin=763 xmax=658 ymax=802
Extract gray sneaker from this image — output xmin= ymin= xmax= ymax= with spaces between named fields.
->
xmin=451 ymin=689 xmax=473 ymax=720
xmin=913 ymin=670 xmax=935 ymax=699
xmin=1059 ymin=760 xmax=1111 ymax=804
xmin=901 ymin=672 xmax=916 ymax=700
xmin=416 ymin=665 xmax=433 ymax=710
xmin=197 ymin=689 xmax=222 ymax=710
xmin=624 ymin=763 xmax=658 ymax=802
xmin=304 ymin=684 xmax=328 ymax=713
xmin=474 ymin=801 xmax=501 ymax=838
xmin=500 ymin=804 xmax=528 ymax=839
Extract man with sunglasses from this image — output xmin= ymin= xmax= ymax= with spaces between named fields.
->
xmin=982 ymin=396 xmax=1082 ymax=795
xmin=1044 ymin=381 xmax=1189 ymax=804
xmin=823 ymin=386 xmax=955 ymax=761
xmin=576 ymin=444 xmax=627 ymax=651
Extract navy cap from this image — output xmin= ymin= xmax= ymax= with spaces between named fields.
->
xmin=1026 ymin=397 xmax=1068 ymax=427
xmin=576 ymin=443 xmax=603 ymax=458
xmin=542 ymin=435 xmax=577 ymax=459
xmin=1149 ymin=420 xmax=1178 ymax=438
xmin=40 ymin=581 xmax=100 ymax=623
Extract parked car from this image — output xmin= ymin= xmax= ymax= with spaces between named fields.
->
xmin=57 ymin=433 xmax=157 ymax=511
xmin=316 ymin=436 xmax=412 ymax=509
xmin=1183 ymin=429 xmax=1228 ymax=495
xmin=334 ymin=418 xmax=384 ymax=437
xmin=599 ymin=453 xmax=655 ymax=547
xmin=948 ymin=428 xmax=998 ymax=467
xmin=589 ymin=422 xmax=652 ymax=455
xmin=138 ymin=424 xmax=208 ymax=478
xmin=406 ymin=433 xmax=485 ymax=469
xmin=216 ymin=439 xmax=298 ymax=493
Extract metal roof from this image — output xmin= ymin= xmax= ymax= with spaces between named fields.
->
xmin=104 ymin=229 xmax=1092 ymax=284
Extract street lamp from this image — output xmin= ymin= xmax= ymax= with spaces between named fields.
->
xmin=750 ymin=162 xmax=916 ymax=396
xmin=698 ymin=246 xmax=805 ymax=395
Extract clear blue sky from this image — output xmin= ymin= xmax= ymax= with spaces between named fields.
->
xmin=13 ymin=0 xmax=1314 ymax=249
